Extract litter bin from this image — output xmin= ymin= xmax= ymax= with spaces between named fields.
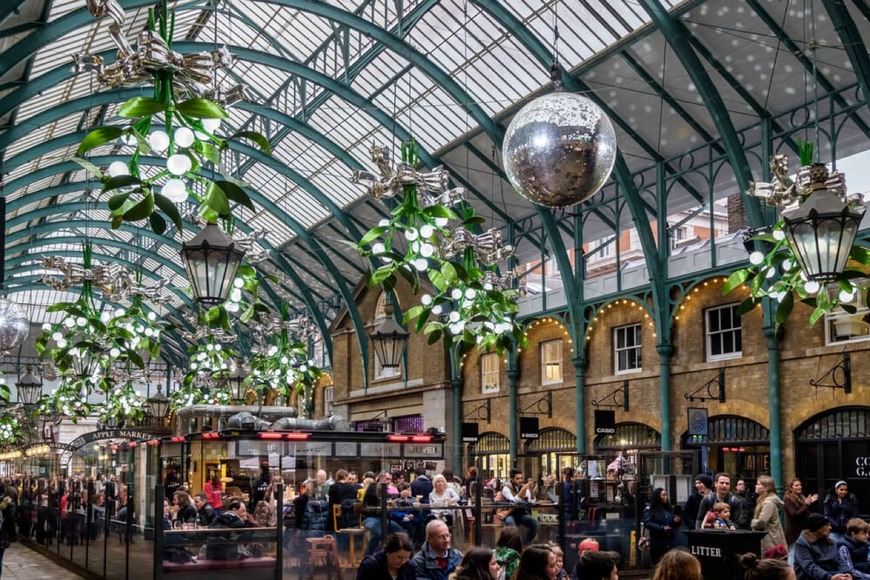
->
xmin=683 ymin=530 xmax=767 ymax=580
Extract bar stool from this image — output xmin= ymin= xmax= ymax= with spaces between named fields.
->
xmin=303 ymin=535 xmax=343 ymax=580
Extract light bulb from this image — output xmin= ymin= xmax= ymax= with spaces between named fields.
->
xmin=175 ymin=127 xmax=195 ymax=148
xmin=435 ymin=217 xmax=449 ymax=227
xmin=420 ymin=243 xmax=434 ymax=258
xmin=147 ymin=312 xmax=157 ymax=321
xmin=414 ymin=258 xmax=428 ymax=271
xmin=215 ymin=344 xmax=222 ymax=351
xmin=225 ymin=302 xmax=239 ymax=313
xmin=782 ymin=259 xmax=794 ymax=271
xmin=465 ymin=288 xmax=476 ymax=300
xmin=421 ymin=294 xmax=432 ymax=306
xmin=371 ymin=242 xmax=386 ymax=255
xmin=772 ymin=230 xmax=785 ymax=241
xmin=432 ymin=305 xmax=443 ymax=315
xmin=63 ymin=317 xmax=75 ymax=328
xmin=41 ymin=323 xmax=51 ymax=332
xmin=108 ymin=161 xmax=129 ymax=177
xmin=230 ymin=288 xmax=242 ymax=302
xmin=378 ymin=219 xmax=390 ymax=227
xmin=76 ymin=317 xmax=87 ymax=327
xmin=839 ymin=289 xmax=855 ymax=302
xmin=234 ymin=278 xmax=244 ymax=288
xmin=167 ymin=154 xmax=192 ymax=176
xmin=451 ymin=288 xmax=462 ymax=300
xmin=484 ymin=283 xmax=493 ymax=291
xmin=420 ymin=224 xmax=434 ymax=238
xmin=405 ymin=228 xmax=418 ymax=241
xmin=449 ymin=311 xmax=461 ymax=322
xmin=52 ymin=331 xmax=63 ymax=341
xmin=114 ymin=308 xmax=125 ymax=317
xmin=202 ymin=118 xmax=221 ymax=133
xmin=765 ymin=267 xmax=775 ymax=279
xmin=749 ymin=251 xmax=764 ymax=265
xmin=148 ymin=130 xmax=169 ymax=152
xmin=56 ymin=338 xmax=67 ymax=349
xmin=804 ymin=280 xmax=820 ymax=294
xmin=110 ymin=348 xmax=120 ymax=358
xmin=161 ymin=178 xmax=187 ymax=203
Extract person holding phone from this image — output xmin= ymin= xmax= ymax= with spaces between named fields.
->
xmin=502 ymin=469 xmax=539 ymax=545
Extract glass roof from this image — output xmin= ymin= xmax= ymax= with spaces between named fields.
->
xmin=2 ymin=0 xmax=870 ymax=357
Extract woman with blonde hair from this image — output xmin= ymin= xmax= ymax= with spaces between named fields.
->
xmin=752 ymin=476 xmax=787 ymax=556
xmin=652 ymin=549 xmax=702 ymax=580
xmin=429 ymin=474 xmax=461 ymax=526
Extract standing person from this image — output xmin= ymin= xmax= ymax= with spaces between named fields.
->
xmin=449 ymin=547 xmax=501 ymax=580
xmin=794 ymin=513 xmax=853 ymax=580
xmin=752 ymin=476 xmax=787 ymax=555
xmin=250 ymin=463 xmax=271 ymax=512
xmin=203 ymin=475 xmax=223 ymax=514
xmin=513 ymin=544 xmax=557 ymax=580
xmin=696 ymin=473 xmax=744 ymax=530
xmin=559 ymin=467 xmax=583 ymax=521
xmin=502 ymin=469 xmax=540 ymax=545
xmin=464 ymin=466 xmax=478 ymax=499
xmin=642 ymin=487 xmax=681 ymax=565
xmin=164 ymin=468 xmax=182 ymax=500
xmin=411 ymin=519 xmax=463 ymax=580
xmin=652 ymin=549 xmax=703 ymax=580
xmin=356 ymin=532 xmax=416 ymax=580
xmin=738 ymin=553 xmax=797 ymax=580
xmin=0 ymin=483 xmax=16 ymax=576
xmin=825 ymin=481 xmax=860 ymax=545
xmin=785 ymin=478 xmax=820 ymax=565
xmin=683 ymin=475 xmax=712 ymax=530
xmin=734 ymin=479 xmax=756 ymax=530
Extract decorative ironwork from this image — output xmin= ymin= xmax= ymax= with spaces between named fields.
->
xmin=595 ymin=423 xmax=661 ymax=449
xmin=526 ymin=428 xmax=576 ymax=452
xmin=810 ymin=352 xmax=851 ymax=394
xmin=470 ymin=432 xmax=510 ymax=454
xmin=520 ymin=392 xmax=552 ymax=418
xmin=40 ymin=255 xmax=170 ymax=303
xmin=684 ymin=369 xmax=726 ymax=403
xmin=591 ymin=381 xmax=629 ymax=411
xmin=797 ymin=408 xmax=870 ymax=440
xmin=464 ymin=400 xmax=491 ymax=423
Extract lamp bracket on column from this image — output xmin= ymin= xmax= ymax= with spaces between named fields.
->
xmin=810 ymin=352 xmax=851 ymax=394
xmin=591 ymin=381 xmax=629 ymax=411
xmin=464 ymin=400 xmax=491 ymax=423
xmin=684 ymin=369 xmax=726 ymax=403
xmin=520 ymin=392 xmax=552 ymax=418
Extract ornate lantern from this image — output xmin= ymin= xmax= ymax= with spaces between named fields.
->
xmin=369 ymin=305 xmax=409 ymax=369
xmin=180 ymin=222 xmax=245 ymax=306
xmin=16 ymin=365 xmax=42 ymax=406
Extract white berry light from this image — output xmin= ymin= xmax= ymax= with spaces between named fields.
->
xmin=108 ymin=161 xmax=129 ymax=177
xmin=167 ymin=154 xmax=192 ymax=176
xmin=148 ymin=130 xmax=170 ymax=152
xmin=162 ymin=178 xmax=187 ymax=203
xmin=175 ymin=127 xmax=195 ymax=148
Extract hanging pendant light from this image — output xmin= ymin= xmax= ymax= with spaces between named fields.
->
xmin=180 ymin=222 xmax=245 ymax=306
xmin=146 ymin=384 xmax=170 ymax=420
xmin=16 ymin=365 xmax=43 ymax=406
xmin=370 ymin=305 xmax=409 ymax=369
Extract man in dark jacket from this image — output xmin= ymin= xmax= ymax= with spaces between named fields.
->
xmin=695 ymin=473 xmax=744 ymax=530
xmin=794 ymin=513 xmax=852 ymax=580
xmin=410 ymin=520 xmax=462 ymax=580
xmin=206 ymin=500 xmax=249 ymax=560
xmin=733 ymin=479 xmax=756 ymax=530
xmin=683 ymin=474 xmax=712 ymax=529
xmin=411 ymin=473 xmax=433 ymax=504
xmin=192 ymin=492 xmax=217 ymax=527
xmin=837 ymin=517 xmax=870 ymax=575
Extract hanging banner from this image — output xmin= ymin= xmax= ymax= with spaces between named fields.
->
xmin=595 ymin=410 xmax=616 ymax=435
xmin=520 ymin=417 xmax=539 ymax=439
xmin=461 ymin=422 xmax=479 ymax=443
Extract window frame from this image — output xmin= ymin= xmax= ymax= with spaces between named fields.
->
xmin=324 ymin=386 xmax=334 ymax=416
xmin=705 ymin=303 xmax=743 ymax=361
xmin=613 ymin=323 xmax=642 ymax=375
xmin=480 ymin=353 xmax=500 ymax=394
xmin=540 ymin=339 xmax=563 ymax=385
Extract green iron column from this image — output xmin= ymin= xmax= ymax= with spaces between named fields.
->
xmin=508 ymin=367 xmax=519 ymax=468
xmin=452 ymin=375 xmax=463 ymax=474
xmin=573 ymin=355 xmax=587 ymax=455
xmin=657 ymin=344 xmax=675 ymax=450
xmin=764 ymin=325 xmax=783 ymax=490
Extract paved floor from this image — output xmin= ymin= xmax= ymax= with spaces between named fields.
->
xmin=1 ymin=542 xmax=84 ymax=579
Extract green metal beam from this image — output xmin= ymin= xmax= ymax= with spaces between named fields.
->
xmin=822 ymin=0 xmax=870 ymax=111
xmin=637 ymin=0 xmax=763 ymax=228
xmin=0 ymin=1 xmax=30 ymax=27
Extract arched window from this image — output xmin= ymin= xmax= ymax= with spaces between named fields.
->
xmin=595 ymin=423 xmax=661 ymax=451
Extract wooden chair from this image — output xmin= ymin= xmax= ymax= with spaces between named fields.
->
xmin=332 ymin=504 xmax=366 ymax=567
xmin=302 ymin=535 xmax=342 ymax=580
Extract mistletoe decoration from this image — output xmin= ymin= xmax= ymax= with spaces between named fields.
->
xmin=352 ymin=141 xmax=524 ymax=354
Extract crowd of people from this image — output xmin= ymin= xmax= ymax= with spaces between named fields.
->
xmin=643 ymin=470 xmax=870 ymax=579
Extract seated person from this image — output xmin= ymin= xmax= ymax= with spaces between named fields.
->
xmin=501 ymin=469 xmax=539 ymax=545
xmin=205 ymin=500 xmax=250 ymax=560
xmin=192 ymin=492 xmax=217 ymax=527
xmin=838 ymin=517 xmax=870 ymax=579
xmin=391 ymin=482 xmax=423 ymax=545
xmin=794 ymin=513 xmax=853 ymax=580
xmin=428 ymin=474 xmax=461 ymax=526
xmin=703 ymin=502 xmax=737 ymax=530
xmin=573 ymin=550 xmax=619 ymax=580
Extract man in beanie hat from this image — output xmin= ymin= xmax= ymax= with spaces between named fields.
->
xmin=682 ymin=474 xmax=712 ymax=530
xmin=794 ymin=513 xmax=852 ymax=580
xmin=695 ymin=472 xmax=745 ymax=530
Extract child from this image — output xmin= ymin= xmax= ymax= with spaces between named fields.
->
xmin=704 ymin=502 xmax=737 ymax=530
xmin=838 ymin=517 xmax=870 ymax=578
xmin=578 ymin=537 xmax=600 ymax=555
xmin=549 ymin=542 xmax=569 ymax=579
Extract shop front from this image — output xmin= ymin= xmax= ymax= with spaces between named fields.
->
xmin=469 ymin=432 xmax=510 ymax=481
xmin=681 ymin=415 xmax=770 ymax=482
xmin=524 ymin=427 xmax=578 ymax=478
xmin=796 ymin=406 xmax=870 ymax=501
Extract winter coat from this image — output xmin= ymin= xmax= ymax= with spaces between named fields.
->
xmin=794 ymin=531 xmax=848 ymax=580
xmin=356 ymin=550 xmax=416 ymax=580
xmin=751 ymin=495 xmax=787 ymax=553
xmin=838 ymin=535 xmax=870 ymax=574
xmin=410 ymin=540 xmax=462 ymax=580
xmin=302 ymin=498 xmax=328 ymax=532
xmin=642 ymin=502 xmax=679 ymax=553
xmin=0 ymin=495 xmax=15 ymax=550
xmin=494 ymin=545 xmax=520 ymax=580
xmin=824 ymin=493 xmax=860 ymax=535
xmin=785 ymin=493 xmax=814 ymax=546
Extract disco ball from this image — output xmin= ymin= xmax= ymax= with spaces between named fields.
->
xmin=503 ymin=92 xmax=617 ymax=208
xmin=0 ymin=298 xmax=29 ymax=353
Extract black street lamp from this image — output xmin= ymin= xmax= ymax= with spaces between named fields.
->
xmin=782 ymin=167 xmax=866 ymax=281
xmin=146 ymin=384 xmax=170 ymax=421
xmin=225 ymin=360 xmax=249 ymax=404
xmin=369 ymin=305 xmax=409 ymax=369
xmin=180 ymin=222 xmax=245 ymax=306
xmin=16 ymin=365 xmax=42 ymax=406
